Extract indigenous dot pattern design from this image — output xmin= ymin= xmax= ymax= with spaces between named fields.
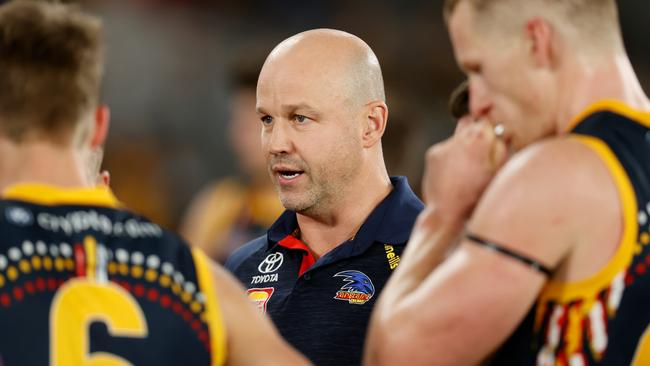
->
xmin=523 ymin=105 xmax=650 ymax=366
xmin=0 ymin=239 xmax=212 ymax=352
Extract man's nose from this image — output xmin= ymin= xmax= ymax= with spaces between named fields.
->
xmin=264 ymin=119 xmax=294 ymax=156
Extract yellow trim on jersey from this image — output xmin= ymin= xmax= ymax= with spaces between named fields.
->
xmin=565 ymin=99 xmax=650 ymax=132
xmin=539 ymin=135 xmax=638 ymax=302
xmin=2 ymin=183 xmax=120 ymax=208
xmin=192 ymin=248 xmax=227 ymax=366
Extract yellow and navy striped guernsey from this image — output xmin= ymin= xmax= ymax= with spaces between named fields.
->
xmin=492 ymin=100 xmax=650 ymax=365
xmin=0 ymin=184 xmax=226 ymax=366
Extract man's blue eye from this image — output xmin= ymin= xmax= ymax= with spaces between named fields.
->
xmin=295 ymin=115 xmax=307 ymax=123
xmin=261 ymin=116 xmax=273 ymax=124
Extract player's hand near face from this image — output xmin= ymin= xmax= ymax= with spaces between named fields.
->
xmin=422 ymin=118 xmax=507 ymax=221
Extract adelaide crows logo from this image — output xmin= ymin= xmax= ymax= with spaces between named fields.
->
xmin=333 ymin=270 xmax=375 ymax=305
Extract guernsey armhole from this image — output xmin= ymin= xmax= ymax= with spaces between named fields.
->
xmin=539 ymin=135 xmax=638 ymax=304
xmin=192 ymin=248 xmax=228 ymax=366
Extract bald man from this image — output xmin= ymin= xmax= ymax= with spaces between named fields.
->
xmin=366 ymin=0 xmax=650 ymax=365
xmin=225 ymin=29 xmax=423 ymax=366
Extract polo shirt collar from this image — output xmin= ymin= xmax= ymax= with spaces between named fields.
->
xmin=266 ymin=176 xmax=423 ymax=255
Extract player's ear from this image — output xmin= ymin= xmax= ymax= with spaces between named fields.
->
xmin=91 ymin=104 xmax=110 ymax=149
xmin=362 ymin=101 xmax=388 ymax=148
xmin=525 ymin=17 xmax=556 ymax=69
xmin=97 ymin=170 xmax=110 ymax=187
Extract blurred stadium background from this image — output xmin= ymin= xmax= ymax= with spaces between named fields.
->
xmin=39 ymin=0 xmax=650 ymax=232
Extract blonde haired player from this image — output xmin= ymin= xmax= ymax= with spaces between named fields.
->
xmin=367 ymin=0 xmax=650 ymax=365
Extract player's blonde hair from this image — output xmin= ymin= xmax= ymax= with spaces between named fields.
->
xmin=443 ymin=0 xmax=622 ymax=53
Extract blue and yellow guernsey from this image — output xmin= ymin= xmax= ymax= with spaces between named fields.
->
xmin=493 ymin=100 xmax=650 ymax=365
xmin=0 ymin=184 xmax=226 ymax=366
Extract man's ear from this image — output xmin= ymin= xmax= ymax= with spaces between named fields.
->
xmin=91 ymin=104 xmax=110 ymax=148
xmin=362 ymin=101 xmax=388 ymax=148
xmin=525 ymin=17 xmax=556 ymax=69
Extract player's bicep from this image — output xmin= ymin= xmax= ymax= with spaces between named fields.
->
xmin=405 ymin=240 xmax=546 ymax=365
xmin=467 ymin=141 xmax=581 ymax=273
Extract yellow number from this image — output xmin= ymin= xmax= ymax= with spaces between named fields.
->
xmin=633 ymin=324 xmax=650 ymax=365
xmin=50 ymin=278 xmax=148 ymax=366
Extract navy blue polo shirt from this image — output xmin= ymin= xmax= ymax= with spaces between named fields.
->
xmin=225 ymin=176 xmax=423 ymax=366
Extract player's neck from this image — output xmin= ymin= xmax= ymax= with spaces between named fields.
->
xmin=556 ymin=52 xmax=650 ymax=132
xmin=0 ymin=139 xmax=88 ymax=193
xmin=296 ymin=166 xmax=392 ymax=258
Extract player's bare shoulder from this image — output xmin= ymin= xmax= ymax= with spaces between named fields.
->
xmin=480 ymin=136 xmax=619 ymax=214
xmin=470 ymin=136 xmax=621 ymax=272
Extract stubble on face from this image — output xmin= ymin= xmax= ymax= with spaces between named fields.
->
xmin=269 ymin=121 xmax=363 ymax=217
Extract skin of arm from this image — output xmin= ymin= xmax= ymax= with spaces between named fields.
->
xmin=365 ymin=135 xmax=618 ymax=365
xmin=210 ymin=263 xmax=312 ymax=366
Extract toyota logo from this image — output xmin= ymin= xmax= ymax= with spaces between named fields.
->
xmin=258 ymin=253 xmax=284 ymax=274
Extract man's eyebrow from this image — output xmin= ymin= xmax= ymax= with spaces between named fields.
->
xmin=256 ymin=103 xmax=321 ymax=116
xmin=281 ymin=103 xmax=317 ymax=112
